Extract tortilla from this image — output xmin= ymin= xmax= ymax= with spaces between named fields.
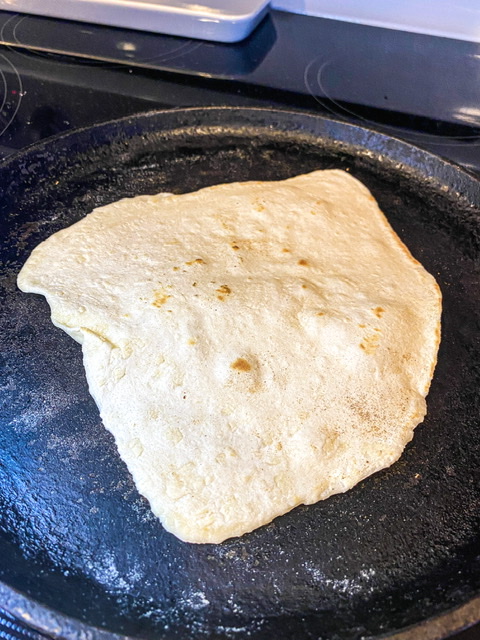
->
xmin=17 ymin=169 xmax=442 ymax=544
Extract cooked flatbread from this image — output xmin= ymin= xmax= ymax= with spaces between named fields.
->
xmin=17 ymin=169 xmax=441 ymax=544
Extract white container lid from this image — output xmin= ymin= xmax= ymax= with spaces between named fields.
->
xmin=271 ymin=0 xmax=480 ymax=43
xmin=0 ymin=0 xmax=270 ymax=42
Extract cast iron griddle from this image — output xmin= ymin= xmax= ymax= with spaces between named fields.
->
xmin=0 ymin=107 xmax=479 ymax=640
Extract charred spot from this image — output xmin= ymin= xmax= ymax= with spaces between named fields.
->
xmin=359 ymin=333 xmax=380 ymax=354
xmin=217 ymin=284 xmax=231 ymax=301
xmin=231 ymin=358 xmax=252 ymax=372
xmin=185 ymin=258 xmax=205 ymax=266
xmin=152 ymin=292 xmax=171 ymax=307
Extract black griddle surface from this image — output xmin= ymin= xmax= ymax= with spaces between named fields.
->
xmin=0 ymin=108 xmax=479 ymax=640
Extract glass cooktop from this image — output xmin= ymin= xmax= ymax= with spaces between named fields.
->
xmin=0 ymin=9 xmax=478 ymax=172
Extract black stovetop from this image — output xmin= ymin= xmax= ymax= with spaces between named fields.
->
xmin=0 ymin=8 xmax=478 ymax=640
xmin=0 ymin=9 xmax=479 ymax=171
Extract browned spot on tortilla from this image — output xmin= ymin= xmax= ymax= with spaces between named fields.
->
xmin=152 ymin=292 xmax=171 ymax=307
xmin=358 ymin=323 xmax=366 ymax=328
xmin=231 ymin=244 xmax=240 ymax=250
xmin=317 ymin=312 xmax=325 ymax=316
xmin=192 ymin=282 xmax=197 ymax=287
xmin=218 ymin=285 xmax=231 ymax=294
xmin=298 ymin=259 xmax=309 ymax=266
xmin=359 ymin=333 xmax=380 ymax=354
xmin=185 ymin=258 xmax=205 ymax=266
xmin=172 ymin=266 xmax=179 ymax=271
xmin=231 ymin=358 xmax=251 ymax=372
xmin=188 ymin=338 xmax=197 ymax=345
xmin=282 ymin=248 xmax=290 ymax=253
xmin=372 ymin=306 xmax=385 ymax=318
xmin=255 ymin=202 xmax=265 ymax=212
xmin=217 ymin=284 xmax=231 ymax=301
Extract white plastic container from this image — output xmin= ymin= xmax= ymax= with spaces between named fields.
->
xmin=271 ymin=0 xmax=480 ymax=43
xmin=0 ymin=0 xmax=270 ymax=42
